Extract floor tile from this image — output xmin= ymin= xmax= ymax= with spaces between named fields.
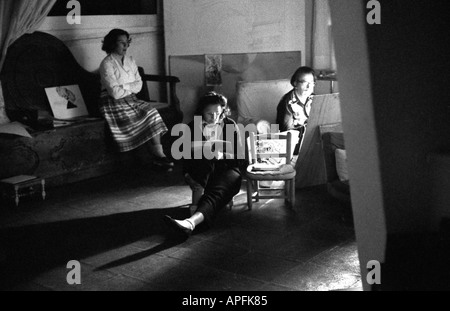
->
xmin=310 ymin=240 xmax=361 ymax=275
xmin=272 ymin=261 xmax=361 ymax=291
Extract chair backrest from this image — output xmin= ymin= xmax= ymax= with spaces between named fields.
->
xmin=136 ymin=67 xmax=151 ymax=102
xmin=247 ymin=132 xmax=292 ymax=165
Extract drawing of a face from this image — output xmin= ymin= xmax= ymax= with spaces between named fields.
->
xmin=56 ymin=87 xmax=76 ymax=102
xmin=56 ymin=87 xmax=77 ymax=109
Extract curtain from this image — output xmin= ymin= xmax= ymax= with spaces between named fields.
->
xmin=0 ymin=0 xmax=57 ymax=71
xmin=311 ymin=0 xmax=336 ymax=71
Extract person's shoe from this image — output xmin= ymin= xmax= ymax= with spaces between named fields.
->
xmin=153 ymin=157 xmax=175 ymax=169
xmin=163 ymin=215 xmax=193 ymax=239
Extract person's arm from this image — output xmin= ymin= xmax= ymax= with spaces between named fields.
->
xmin=122 ymin=57 xmax=143 ymax=94
xmin=276 ymin=94 xmax=294 ymax=132
xmin=99 ymin=59 xmax=131 ymax=99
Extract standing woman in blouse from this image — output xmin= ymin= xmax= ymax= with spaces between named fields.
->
xmin=99 ymin=28 xmax=173 ymax=169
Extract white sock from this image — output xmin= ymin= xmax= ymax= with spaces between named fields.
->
xmin=150 ymin=144 xmax=166 ymax=158
xmin=175 ymin=219 xmax=195 ymax=230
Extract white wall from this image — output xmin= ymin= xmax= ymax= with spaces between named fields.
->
xmin=163 ymin=0 xmax=307 ymax=121
xmin=164 ymin=0 xmax=306 ymax=65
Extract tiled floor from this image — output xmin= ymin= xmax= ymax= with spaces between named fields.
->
xmin=0 ymin=163 xmax=361 ymax=291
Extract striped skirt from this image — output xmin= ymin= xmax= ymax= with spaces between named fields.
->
xmin=100 ymin=91 xmax=168 ymax=152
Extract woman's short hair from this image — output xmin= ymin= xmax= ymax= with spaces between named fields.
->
xmin=290 ymin=66 xmax=316 ymax=87
xmin=101 ymin=29 xmax=130 ymax=54
xmin=194 ymin=92 xmax=228 ymax=116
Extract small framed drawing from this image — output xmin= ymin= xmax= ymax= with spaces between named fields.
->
xmin=45 ymin=85 xmax=88 ymax=120
xmin=205 ymin=54 xmax=222 ymax=86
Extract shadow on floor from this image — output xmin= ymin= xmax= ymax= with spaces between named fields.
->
xmin=0 ymin=206 xmax=190 ymax=290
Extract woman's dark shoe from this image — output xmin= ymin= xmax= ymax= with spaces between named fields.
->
xmin=163 ymin=215 xmax=193 ymax=238
xmin=153 ymin=157 xmax=175 ymax=169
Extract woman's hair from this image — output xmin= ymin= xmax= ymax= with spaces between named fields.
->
xmin=290 ymin=66 xmax=316 ymax=87
xmin=194 ymin=91 xmax=228 ymax=116
xmin=101 ymin=29 xmax=131 ymax=54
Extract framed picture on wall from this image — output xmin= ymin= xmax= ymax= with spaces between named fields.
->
xmin=45 ymin=85 xmax=89 ymax=120
xmin=205 ymin=54 xmax=223 ymax=86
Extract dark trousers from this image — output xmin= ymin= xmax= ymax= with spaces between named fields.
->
xmin=186 ymin=159 xmax=242 ymax=227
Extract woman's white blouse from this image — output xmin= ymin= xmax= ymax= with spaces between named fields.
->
xmin=99 ymin=54 xmax=143 ymax=99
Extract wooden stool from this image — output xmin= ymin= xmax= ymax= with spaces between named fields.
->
xmin=0 ymin=175 xmax=46 ymax=207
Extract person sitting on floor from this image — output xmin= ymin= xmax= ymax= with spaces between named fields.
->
xmin=164 ymin=92 xmax=245 ymax=238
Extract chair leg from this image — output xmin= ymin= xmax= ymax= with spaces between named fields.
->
xmin=255 ymin=181 xmax=260 ymax=202
xmin=246 ymin=179 xmax=253 ymax=210
xmin=285 ymin=180 xmax=290 ymax=204
xmin=290 ymin=178 xmax=296 ymax=208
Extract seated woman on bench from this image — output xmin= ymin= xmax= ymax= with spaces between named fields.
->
xmin=99 ymin=28 xmax=173 ymax=169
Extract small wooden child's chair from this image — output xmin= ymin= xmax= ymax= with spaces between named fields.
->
xmin=245 ymin=131 xmax=296 ymax=210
